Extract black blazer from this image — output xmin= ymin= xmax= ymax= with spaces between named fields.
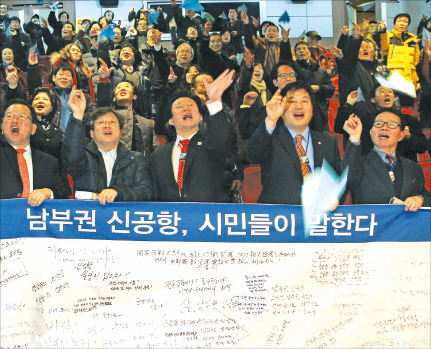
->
xmin=150 ymin=110 xmax=231 ymax=203
xmin=247 ymin=121 xmax=356 ymax=205
xmin=346 ymin=149 xmax=431 ymax=206
xmin=0 ymin=139 xmax=69 ymax=200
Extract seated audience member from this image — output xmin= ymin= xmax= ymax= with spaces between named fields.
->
xmin=42 ymin=19 xmax=76 ymax=55
xmin=129 ymin=7 xmax=166 ymax=33
xmin=110 ymin=44 xmax=153 ymax=119
xmin=331 ymin=22 xmax=385 ymax=115
xmin=27 ymin=61 xmax=94 ymax=133
xmin=0 ymin=99 xmax=69 ymax=204
xmin=50 ymin=44 xmax=95 ymax=101
xmin=294 ymin=42 xmax=335 ymax=132
xmin=213 ymin=8 xmax=245 ymax=54
xmin=97 ymin=59 xmax=161 ymax=157
xmin=150 ymin=70 xmax=235 ymax=202
xmin=170 ymin=0 xmax=201 ymax=41
xmin=305 ymin=30 xmax=333 ymax=69
xmin=247 ymin=82 xmax=361 ymax=205
xmin=24 ymin=14 xmax=45 ymax=55
xmin=335 ymin=84 xmax=427 ymax=161
xmin=1 ymin=40 xmax=27 ymax=74
xmin=63 ymin=90 xmax=153 ymax=204
xmin=241 ymin=12 xmax=292 ymax=79
xmin=0 ymin=16 xmax=31 ymax=54
xmin=200 ymin=32 xmax=237 ymax=107
xmin=48 ymin=9 xmax=69 ymax=38
xmin=220 ymin=29 xmax=238 ymax=59
xmin=111 ymin=25 xmax=126 ymax=52
xmin=345 ymin=109 xmax=430 ymax=209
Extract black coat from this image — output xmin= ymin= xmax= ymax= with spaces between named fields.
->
xmin=0 ymin=138 xmax=69 ymax=200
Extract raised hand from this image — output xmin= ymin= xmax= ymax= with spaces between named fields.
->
xmin=129 ymin=27 xmax=137 ymax=36
xmin=168 ymin=66 xmax=177 ymax=84
xmin=347 ymin=90 xmax=360 ymax=105
xmin=343 ymin=114 xmax=362 ymax=143
xmin=68 ymin=88 xmax=87 ymax=120
xmin=424 ymin=38 xmax=431 ymax=57
xmin=378 ymin=20 xmax=386 ymax=33
xmin=5 ymin=66 xmax=18 ymax=89
xmin=204 ymin=69 xmax=235 ymax=103
xmin=243 ymin=91 xmax=258 ymax=106
xmin=98 ymin=58 xmax=114 ymax=79
xmin=279 ymin=25 xmax=290 ymax=42
xmin=42 ymin=18 xmax=48 ymax=29
xmin=28 ymin=49 xmax=39 ymax=65
xmin=250 ymin=16 xmax=259 ymax=28
xmin=60 ymin=48 xmax=69 ymax=60
xmin=330 ymin=45 xmax=343 ymax=59
xmin=265 ymin=89 xmax=287 ymax=129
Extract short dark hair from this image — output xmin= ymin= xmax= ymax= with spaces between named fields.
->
xmin=62 ymin=21 xmax=75 ymax=31
xmin=29 ymin=87 xmax=59 ymax=118
xmin=135 ymin=18 xmax=148 ymax=30
xmin=294 ymin=42 xmax=310 ymax=51
xmin=87 ymin=21 xmax=101 ymax=35
xmin=270 ymin=60 xmax=298 ymax=82
xmin=209 ymin=32 xmax=222 ymax=40
xmin=165 ymin=90 xmax=203 ymax=122
xmin=9 ymin=16 xmax=20 ymax=24
xmin=104 ymin=10 xmax=114 ymax=19
xmin=1 ymin=99 xmax=36 ymax=123
xmin=98 ymin=16 xmax=107 ymax=23
xmin=280 ymin=81 xmax=315 ymax=106
xmin=118 ymin=43 xmax=141 ymax=67
xmin=52 ymin=62 xmax=74 ymax=77
xmin=58 ymin=11 xmax=69 ymax=21
xmin=369 ymin=20 xmax=377 ymax=25
xmin=87 ymin=107 xmax=124 ymax=131
xmin=373 ymin=108 xmax=405 ymax=130
xmin=394 ymin=13 xmax=411 ymax=25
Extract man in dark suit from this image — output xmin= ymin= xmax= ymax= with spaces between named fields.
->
xmin=345 ymin=109 xmax=430 ymax=210
xmin=150 ymin=69 xmax=235 ymax=202
xmin=0 ymin=99 xmax=68 ymax=205
xmin=247 ymin=81 xmax=361 ymax=205
xmin=213 ymin=9 xmax=245 ymax=54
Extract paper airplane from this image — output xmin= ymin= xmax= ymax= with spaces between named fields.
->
xmin=301 ymin=160 xmax=348 ymax=238
xmin=30 ymin=43 xmax=40 ymax=55
xmin=98 ymin=24 xmax=115 ymax=43
xmin=125 ymin=19 xmax=135 ymax=33
xmin=148 ymin=11 xmax=159 ymax=26
xmin=298 ymin=29 xmax=307 ymax=41
xmin=356 ymin=87 xmax=365 ymax=102
xmin=279 ymin=11 xmax=290 ymax=24
xmin=181 ymin=0 xmax=204 ymax=12
xmin=220 ymin=11 xmax=227 ymax=19
xmin=238 ymin=3 xmax=248 ymax=13
xmin=376 ymin=70 xmax=416 ymax=98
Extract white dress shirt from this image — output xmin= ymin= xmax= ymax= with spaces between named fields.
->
xmin=99 ymin=147 xmax=117 ymax=186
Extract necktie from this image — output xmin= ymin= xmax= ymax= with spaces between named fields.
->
xmin=295 ymin=135 xmax=311 ymax=178
xmin=16 ymin=149 xmax=30 ymax=198
xmin=177 ymin=139 xmax=190 ymax=194
xmin=386 ymin=154 xmax=394 ymax=167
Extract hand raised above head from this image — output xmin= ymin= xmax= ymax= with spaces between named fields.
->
xmin=68 ymin=88 xmax=87 ymax=120
xmin=343 ymin=114 xmax=362 ymax=143
xmin=266 ymin=89 xmax=287 ymax=128
xmin=204 ymin=69 xmax=235 ymax=103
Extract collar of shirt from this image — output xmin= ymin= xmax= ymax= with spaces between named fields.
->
xmin=374 ymin=148 xmax=396 ymax=164
xmin=172 ymin=133 xmax=197 ymax=181
xmin=98 ymin=147 xmax=117 ymax=186
xmin=286 ymin=126 xmax=315 ymax=171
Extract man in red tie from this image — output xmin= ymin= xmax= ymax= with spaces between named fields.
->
xmin=150 ymin=69 xmax=235 ymax=202
xmin=247 ymin=81 xmax=362 ymax=205
xmin=0 ymin=99 xmax=68 ymax=205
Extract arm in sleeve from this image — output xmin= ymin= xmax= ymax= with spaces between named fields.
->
xmin=279 ymin=39 xmax=293 ymax=62
xmin=26 ymin=64 xmax=42 ymax=96
xmin=109 ymin=154 xmax=153 ymax=201
xmin=247 ymin=119 xmax=274 ymax=164
xmin=243 ymin=22 xmax=257 ymax=50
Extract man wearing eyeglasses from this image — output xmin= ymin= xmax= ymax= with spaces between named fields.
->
xmin=0 ymin=99 xmax=69 ymax=204
xmin=346 ymin=109 xmax=430 ymax=210
xmin=62 ymin=90 xmax=153 ymax=204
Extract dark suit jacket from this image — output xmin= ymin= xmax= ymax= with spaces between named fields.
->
xmin=150 ymin=110 xmax=231 ymax=203
xmin=0 ymin=139 xmax=69 ymax=200
xmin=247 ymin=121 xmax=357 ymax=205
xmin=345 ymin=149 xmax=431 ymax=206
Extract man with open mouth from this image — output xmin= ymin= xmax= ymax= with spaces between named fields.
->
xmin=247 ymin=81 xmax=361 ymax=205
xmin=0 ymin=99 xmax=69 ymax=205
xmin=62 ymin=89 xmax=153 ymax=205
xmin=345 ymin=109 xmax=430 ymax=210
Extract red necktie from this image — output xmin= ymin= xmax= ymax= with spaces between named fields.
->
xmin=385 ymin=154 xmax=394 ymax=167
xmin=16 ymin=149 xmax=30 ymax=198
xmin=295 ymin=135 xmax=311 ymax=178
xmin=177 ymin=139 xmax=190 ymax=194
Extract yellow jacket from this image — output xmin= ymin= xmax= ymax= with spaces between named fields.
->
xmin=380 ymin=29 xmax=421 ymax=85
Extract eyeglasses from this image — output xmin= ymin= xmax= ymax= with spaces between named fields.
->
xmin=95 ymin=120 xmax=119 ymax=126
xmin=277 ymin=73 xmax=296 ymax=80
xmin=373 ymin=120 xmax=400 ymax=129
xmin=4 ymin=114 xmax=32 ymax=121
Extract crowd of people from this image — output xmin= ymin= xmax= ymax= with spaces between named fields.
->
xmin=0 ymin=2 xmax=430 ymax=212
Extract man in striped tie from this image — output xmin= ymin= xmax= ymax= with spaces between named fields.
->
xmin=247 ymin=81 xmax=362 ymax=205
xmin=0 ymin=99 xmax=68 ymax=205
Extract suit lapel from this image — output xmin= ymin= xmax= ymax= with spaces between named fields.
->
xmin=182 ymin=133 xmax=202 ymax=182
xmin=2 ymin=142 xmax=21 ymax=178
xmin=368 ymin=151 xmax=395 ymax=196
xmin=275 ymin=126 xmax=302 ymax=177
xmin=31 ymin=149 xmax=42 ymax=189
xmin=311 ymin=131 xmax=324 ymax=168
